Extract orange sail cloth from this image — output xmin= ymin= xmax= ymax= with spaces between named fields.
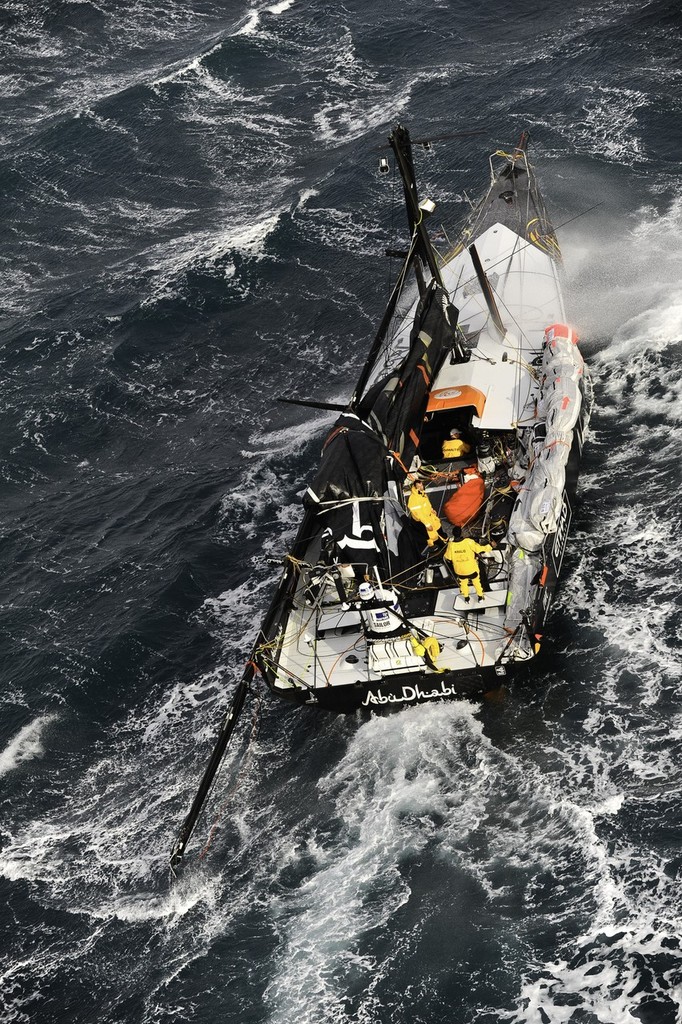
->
xmin=443 ymin=468 xmax=485 ymax=526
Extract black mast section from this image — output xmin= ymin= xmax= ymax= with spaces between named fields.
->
xmin=389 ymin=124 xmax=444 ymax=292
xmin=350 ymin=235 xmax=418 ymax=408
xmin=468 ymin=243 xmax=506 ymax=339
xmin=169 ymin=666 xmax=253 ymax=873
xmin=277 ymin=397 xmax=348 ymax=412
xmin=352 ymin=124 xmax=471 ymax=407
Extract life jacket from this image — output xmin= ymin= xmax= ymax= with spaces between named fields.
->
xmin=443 ymin=467 xmax=485 ymax=526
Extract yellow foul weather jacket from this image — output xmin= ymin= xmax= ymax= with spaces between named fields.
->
xmin=444 ymin=537 xmax=491 ymax=577
xmin=407 ymin=486 xmax=441 ymax=546
xmin=441 ymin=438 xmax=471 ymax=460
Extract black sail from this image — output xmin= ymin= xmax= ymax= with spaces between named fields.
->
xmin=303 ymin=283 xmax=460 ymax=572
xmin=308 ymin=283 xmax=459 ymax=509
xmin=356 ymin=283 xmax=461 ymax=467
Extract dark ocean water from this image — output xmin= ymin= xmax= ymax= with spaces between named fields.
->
xmin=1 ymin=1 xmax=681 ymax=1022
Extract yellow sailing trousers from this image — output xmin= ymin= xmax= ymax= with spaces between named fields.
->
xmin=444 ymin=537 xmax=491 ymax=598
xmin=455 ymin=570 xmax=484 ymax=599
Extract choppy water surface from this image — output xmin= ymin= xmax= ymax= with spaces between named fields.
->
xmin=1 ymin=1 xmax=681 ymax=1022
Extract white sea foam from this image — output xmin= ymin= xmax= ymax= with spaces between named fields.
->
xmin=212 ymin=413 xmax=335 ymax=546
xmin=0 ymin=715 xmax=57 ymax=778
xmin=314 ymin=85 xmax=410 ymax=146
xmin=295 ymin=187 xmax=319 ymax=210
xmin=2 ymin=0 xmax=292 ymax=131
xmin=234 ymin=10 xmax=260 ymax=36
xmin=142 ymin=667 xmax=228 ymax=747
xmin=264 ymin=704 xmax=471 ymax=1022
xmin=138 ymin=208 xmax=284 ymax=307
xmin=0 ymin=669 xmax=316 ymax=1022
xmin=247 ymin=412 xmax=337 ymax=457
xmin=89 ymin=877 xmax=219 ymax=924
xmin=202 ymin=576 xmax=278 ymax=653
xmin=501 ymin=721 xmax=681 ymax=1024
xmin=262 ymin=702 xmax=637 ymax=1022
xmin=295 ymin=201 xmax=387 ymax=257
xmin=207 ymin=1 xmax=293 ymax=50
xmin=500 ymin=191 xmax=682 ymax=1019
xmin=151 ymin=39 xmax=225 ymax=87
xmin=574 ymin=85 xmax=648 ymax=163
xmin=260 ymin=588 xmax=682 ymax=1024
xmin=506 ymin=924 xmax=682 ymax=1024
xmin=0 ymin=696 xmax=236 ymax=917
xmin=563 ymin=195 xmax=682 ymax=344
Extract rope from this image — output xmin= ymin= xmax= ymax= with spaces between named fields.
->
xmin=465 ymin=620 xmax=486 ymax=665
xmin=428 ymin=616 xmax=486 ymax=664
xmin=390 ymin=448 xmax=418 ymax=482
xmin=326 ymin=635 xmax=365 ymax=686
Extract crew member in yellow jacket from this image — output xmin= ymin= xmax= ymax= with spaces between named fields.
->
xmin=407 ymin=482 xmax=442 ymax=547
xmin=444 ymin=525 xmax=492 ymax=599
xmin=442 ymin=428 xmax=471 ymax=460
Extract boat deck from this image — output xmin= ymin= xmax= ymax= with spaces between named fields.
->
xmin=271 ymin=533 xmax=511 ymax=694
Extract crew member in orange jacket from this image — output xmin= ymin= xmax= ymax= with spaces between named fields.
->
xmin=444 ymin=526 xmax=492 ymax=599
xmin=407 ymin=482 xmax=442 ymax=547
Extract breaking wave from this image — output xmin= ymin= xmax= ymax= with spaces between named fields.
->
xmin=0 ymin=716 xmax=58 ymax=779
